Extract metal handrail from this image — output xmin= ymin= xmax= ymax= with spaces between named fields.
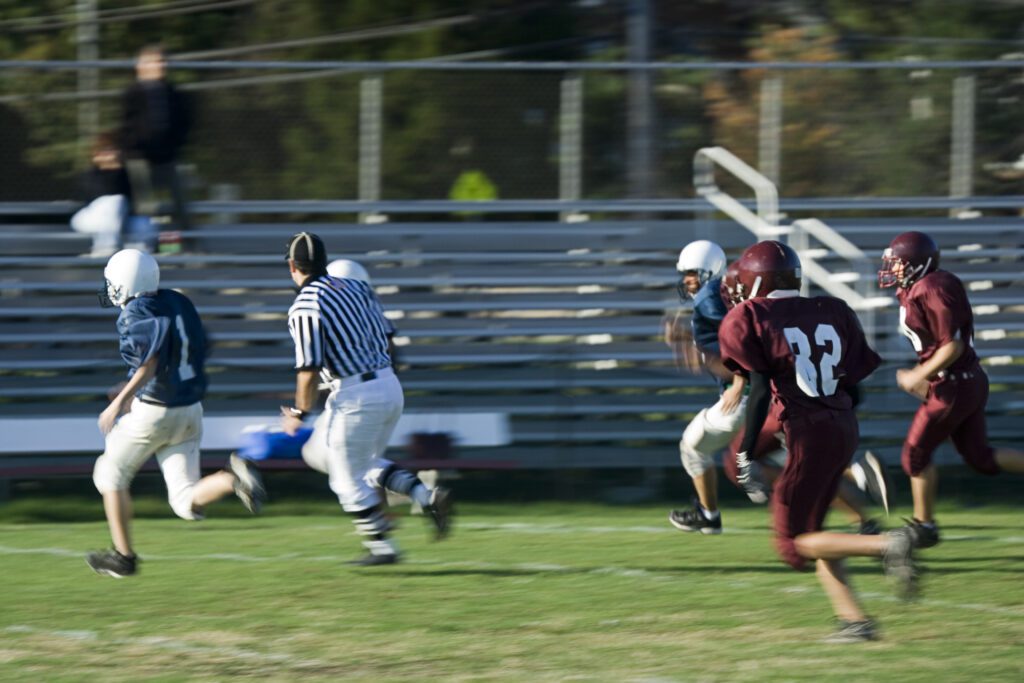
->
xmin=694 ymin=146 xmax=782 ymax=239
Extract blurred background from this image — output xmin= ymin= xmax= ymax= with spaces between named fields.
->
xmin=2 ymin=0 xmax=1024 ymax=503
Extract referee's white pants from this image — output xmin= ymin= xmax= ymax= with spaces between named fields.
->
xmin=314 ymin=369 xmax=404 ymax=512
xmin=679 ymin=395 xmax=747 ymax=479
xmin=92 ymin=399 xmax=204 ymax=520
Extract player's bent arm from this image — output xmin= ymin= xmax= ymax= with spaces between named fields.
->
xmin=112 ymin=356 xmax=158 ymax=411
xmin=734 ymin=371 xmax=770 ymax=496
xmin=921 ymin=339 xmax=964 ymax=378
xmin=719 ymin=372 xmax=746 ymax=414
xmin=701 ymin=351 xmax=735 ymax=383
xmin=738 ymin=371 xmax=770 ymax=456
xmin=98 ymin=356 xmax=158 ymax=435
xmin=903 ymin=338 xmax=964 ymax=387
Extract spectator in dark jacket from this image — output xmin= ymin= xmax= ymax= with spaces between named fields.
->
xmin=120 ymin=45 xmax=192 ymax=234
xmin=71 ymin=132 xmax=134 ymax=257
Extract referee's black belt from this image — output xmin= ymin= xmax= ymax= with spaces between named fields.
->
xmin=333 ymin=367 xmax=393 ymax=388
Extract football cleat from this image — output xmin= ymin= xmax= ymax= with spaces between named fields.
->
xmin=86 ymin=549 xmax=138 ymax=578
xmin=850 ymin=451 xmax=892 ymax=516
xmin=423 ymin=486 xmax=453 ymax=541
xmin=668 ymin=499 xmax=723 ymax=535
xmin=858 ymin=518 xmax=883 ymax=536
xmin=823 ymin=619 xmax=878 ymax=644
xmin=228 ymin=454 xmax=266 ymax=514
xmin=882 ymin=528 xmax=919 ymax=601
xmin=348 ymin=552 xmax=400 ymax=567
xmin=904 ymin=517 xmax=941 ymax=549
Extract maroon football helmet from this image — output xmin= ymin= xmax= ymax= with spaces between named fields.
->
xmin=735 ymin=240 xmax=802 ymax=300
xmin=878 ymin=231 xmax=940 ymax=289
xmin=720 ymin=260 xmax=742 ymax=309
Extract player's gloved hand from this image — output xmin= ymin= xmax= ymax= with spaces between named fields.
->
xmin=736 ymin=451 xmax=769 ymax=504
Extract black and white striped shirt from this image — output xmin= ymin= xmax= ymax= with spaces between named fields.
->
xmin=287 ymin=275 xmax=395 ymax=379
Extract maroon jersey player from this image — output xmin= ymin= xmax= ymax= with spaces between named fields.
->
xmin=719 ymin=240 xmax=919 ymax=643
xmin=880 ymin=231 xmax=1024 ymax=547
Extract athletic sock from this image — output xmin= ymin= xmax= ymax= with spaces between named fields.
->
xmin=699 ymin=505 xmax=720 ymax=521
xmin=410 ymin=483 xmax=432 ymax=507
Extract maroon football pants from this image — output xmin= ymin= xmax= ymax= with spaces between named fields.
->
xmin=901 ymin=369 xmax=998 ymax=477
xmin=773 ymin=409 xmax=858 ymax=571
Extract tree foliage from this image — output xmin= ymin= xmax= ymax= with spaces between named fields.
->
xmin=1 ymin=0 xmax=1022 ymax=201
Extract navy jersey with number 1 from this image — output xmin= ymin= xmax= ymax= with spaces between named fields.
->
xmin=117 ymin=289 xmax=207 ymax=406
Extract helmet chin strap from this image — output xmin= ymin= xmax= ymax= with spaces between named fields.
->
xmin=748 ymin=276 xmax=762 ymax=299
xmin=900 ymin=256 xmax=931 ymax=288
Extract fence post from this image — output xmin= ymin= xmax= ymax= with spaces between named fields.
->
xmin=626 ymin=0 xmax=655 ymax=199
xmin=210 ymin=183 xmax=240 ymax=225
xmin=950 ymin=75 xmax=976 ymax=217
xmin=758 ymin=76 xmax=783 ymax=186
xmin=359 ymin=76 xmax=383 ymax=223
xmin=559 ymin=74 xmax=583 ymax=221
xmin=76 ymin=0 xmax=100 ymax=151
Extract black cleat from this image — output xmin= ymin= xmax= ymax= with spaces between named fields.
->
xmin=348 ymin=552 xmax=400 ymax=567
xmin=229 ymin=454 xmax=266 ymax=514
xmin=668 ymin=499 xmax=723 ymax=535
xmin=882 ymin=528 xmax=919 ymax=601
xmin=423 ymin=486 xmax=453 ymax=540
xmin=86 ymin=549 xmax=138 ymax=578
xmin=858 ymin=518 xmax=883 ymax=536
xmin=851 ymin=451 xmax=892 ymax=516
xmin=823 ymin=619 xmax=878 ymax=644
xmin=904 ymin=517 xmax=941 ymax=549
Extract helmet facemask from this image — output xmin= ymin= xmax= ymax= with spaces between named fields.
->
xmin=98 ymin=278 xmax=123 ymax=308
xmin=676 ymin=268 xmax=713 ymax=302
xmin=99 ymin=249 xmax=160 ymax=309
xmin=878 ymin=248 xmax=932 ymax=289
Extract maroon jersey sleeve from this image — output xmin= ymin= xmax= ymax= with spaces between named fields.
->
xmin=900 ymin=271 xmax=979 ymax=370
xmin=719 ymin=303 xmax=770 ymax=375
xmin=837 ymin=303 xmax=882 ymax=387
xmin=920 ymin=273 xmax=972 ymax=348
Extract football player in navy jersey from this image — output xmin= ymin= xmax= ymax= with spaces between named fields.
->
xmin=665 ymin=240 xmax=744 ymax=534
xmin=880 ymin=231 xmax=1024 ymax=548
xmin=86 ymin=249 xmax=265 ymax=578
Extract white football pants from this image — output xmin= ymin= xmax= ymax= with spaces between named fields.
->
xmin=302 ymin=367 xmax=404 ymax=512
xmin=93 ymin=399 xmax=204 ymax=520
xmin=679 ymin=395 xmax=748 ymax=478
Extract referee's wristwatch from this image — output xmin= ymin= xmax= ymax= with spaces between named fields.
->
xmin=284 ymin=406 xmax=310 ymax=421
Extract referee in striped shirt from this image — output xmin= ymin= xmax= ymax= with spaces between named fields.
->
xmin=282 ymin=232 xmax=452 ymax=565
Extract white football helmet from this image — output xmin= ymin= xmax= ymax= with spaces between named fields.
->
xmin=100 ymin=249 xmax=159 ymax=308
xmin=675 ymin=240 xmax=726 ymax=299
xmin=327 ymin=258 xmax=371 ymax=284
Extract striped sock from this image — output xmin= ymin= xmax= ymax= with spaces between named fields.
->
xmin=371 ymin=461 xmax=430 ymax=505
xmin=362 ymin=538 xmax=399 ymax=557
xmin=351 ymin=504 xmax=393 ymax=540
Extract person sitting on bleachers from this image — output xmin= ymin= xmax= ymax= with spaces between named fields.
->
xmin=70 ymin=132 xmax=134 ymax=258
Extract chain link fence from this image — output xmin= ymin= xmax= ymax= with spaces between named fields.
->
xmin=1 ymin=60 xmax=1022 ymax=205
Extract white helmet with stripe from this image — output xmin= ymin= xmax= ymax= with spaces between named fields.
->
xmin=101 ymin=248 xmax=159 ymax=308
xmin=327 ymin=259 xmax=371 ymax=284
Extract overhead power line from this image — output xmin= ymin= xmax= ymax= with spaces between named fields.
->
xmin=175 ymin=14 xmax=478 ymax=60
xmin=173 ymin=3 xmax=550 ymax=60
xmin=0 ymin=0 xmax=222 ymax=27
xmin=0 ymin=36 xmax=598 ymax=105
xmin=2 ymin=0 xmax=256 ymax=33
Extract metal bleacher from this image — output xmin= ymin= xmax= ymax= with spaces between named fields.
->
xmin=1 ymin=199 xmax=1023 ymax=472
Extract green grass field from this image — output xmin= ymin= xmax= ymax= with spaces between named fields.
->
xmin=2 ymin=497 xmax=1023 ymax=682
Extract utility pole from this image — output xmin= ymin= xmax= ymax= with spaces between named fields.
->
xmin=626 ymin=0 xmax=654 ymax=199
xmin=76 ymin=0 xmax=100 ymax=151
